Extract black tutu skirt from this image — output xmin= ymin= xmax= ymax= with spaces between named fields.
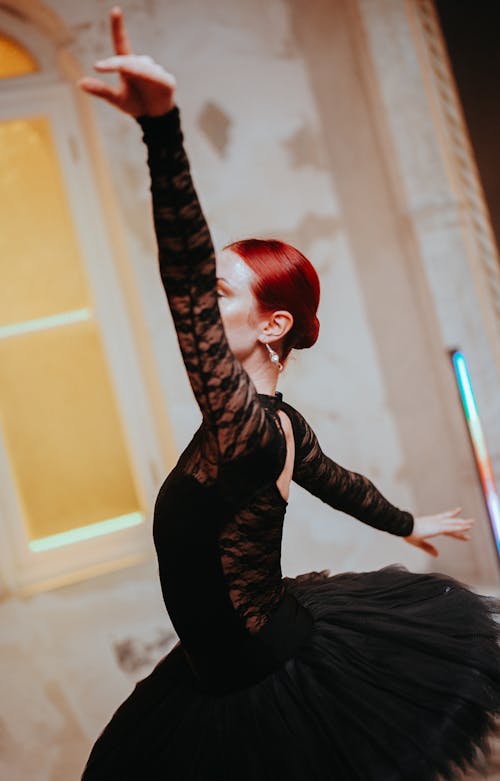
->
xmin=81 ymin=564 xmax=500 ymax=781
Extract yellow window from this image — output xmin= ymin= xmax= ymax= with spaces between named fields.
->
xmin=0 ymin=36 xmax=145 ymax=564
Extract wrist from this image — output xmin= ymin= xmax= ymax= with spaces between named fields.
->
xmin=137 ymin=100 xmax=177 ymax=119
xmin=136 ymin=104 xmax=182 ymax=143
xmin=137 ymin=103 xmax=179 ymax=122
xmin=399 ymin=511 xmax=415 ymax=537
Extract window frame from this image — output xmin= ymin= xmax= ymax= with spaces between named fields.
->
xmin=0 ymin=25 xmax=169 ymax=595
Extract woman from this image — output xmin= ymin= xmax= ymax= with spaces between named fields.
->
xmin=79 ymin=8 xmax=500 ymax=780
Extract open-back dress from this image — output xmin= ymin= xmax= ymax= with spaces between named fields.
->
xmin=81 ymin=105 xmax=500 ymax=781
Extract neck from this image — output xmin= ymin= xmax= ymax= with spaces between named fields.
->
xmin=241 ymin=352 xmax=280 ymax=396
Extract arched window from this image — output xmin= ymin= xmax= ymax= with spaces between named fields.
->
xmin=0 ymin=32 xmax=38 ymax=77
xmin=0 ymin=17 xmax=167 ymax=594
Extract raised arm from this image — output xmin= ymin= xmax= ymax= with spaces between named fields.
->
xmin=79 ymin=8 xmax=274 ymax=464
xmin=281 ymin=401 xmax=415 ymax=536
xmin=136 ymin=107 xmax=273 ymax=461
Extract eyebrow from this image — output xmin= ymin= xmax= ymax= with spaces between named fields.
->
xmin=216 ymin=276 xmax=231 ymax=286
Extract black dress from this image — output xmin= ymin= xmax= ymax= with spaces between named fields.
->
xmin=81 ymin=106 xmax=500 ymax=781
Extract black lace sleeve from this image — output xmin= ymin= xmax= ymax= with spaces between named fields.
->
xmin=281 ymin=401 xmax=414 ymax=536
xmin=137 ymin=106 xmax=275 ymax=465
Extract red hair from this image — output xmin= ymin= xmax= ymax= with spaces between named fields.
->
xmin=223 ymin=238 xmax=320 ymax=359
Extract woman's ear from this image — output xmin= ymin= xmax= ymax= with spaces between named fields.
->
xmin=258 ymin=310 xmax=294 ymax=345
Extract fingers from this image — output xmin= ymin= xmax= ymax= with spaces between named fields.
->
xmin=443 ymin=518 xmax=475 ymax=532
xmin=94 ymin=55 xmax=153 ymax=72
xmin=444 ymin=530 xmax=471 ymax=541
xmin=111 ymin=6 xmax=133 ymax=55
xmin=93 ymin=55 xmax=171 ymax=85
xmin=435 ymin=506 xmax=475 ymax=528
xmin=404 ymin=536 xmax=439 ymax=557
xmin=93 ymin=56 xmax=176 ymax=93
xmin=420 ymin=540 xmax=439 ymax=557
xmin=78 ymin=76 xmax=122 ymax=105
xmin=434 ymin=506 xmax=462 ymax=520
xmin=445 ymin=516 xmax=474 ymax=525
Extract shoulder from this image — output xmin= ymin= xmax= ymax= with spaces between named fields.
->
xmin=278 ymin=399 xmax=321 ymax=461
xmin=279 ymin=399 xmax=312 ymax=439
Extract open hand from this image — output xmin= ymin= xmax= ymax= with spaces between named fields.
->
xmin=78 ymin=6 xmax=176 ymax=117
xmin=404 ymin=506 xmax=475 ymax=557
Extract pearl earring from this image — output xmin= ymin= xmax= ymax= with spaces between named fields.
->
xmin=265 ymin=343 xmax=284 ymax=372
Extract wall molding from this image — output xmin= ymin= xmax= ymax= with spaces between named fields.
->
xmin=410 ymin=0 xmax=500 ymax=362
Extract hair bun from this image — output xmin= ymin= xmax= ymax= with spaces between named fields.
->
xmin=293 ymin=314 xmax=320 ymax=350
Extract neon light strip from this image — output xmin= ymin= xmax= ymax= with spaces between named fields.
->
xmin=0 ymin=308 xmax=92 ymax=339
xmin=29 ymin=512 xmax=144 ymax=552
xmin=452 ymin=351 xmax=500 ymax=553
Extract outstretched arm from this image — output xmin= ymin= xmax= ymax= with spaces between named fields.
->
xmin=79 ymin=8 xmax=274 ymax=463
xmin=283 ymin=402 xmax=476 ymax=554
xmin=282 ymin=402 xmax=414 ymax=536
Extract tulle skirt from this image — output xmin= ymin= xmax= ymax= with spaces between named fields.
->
xmin=81 ymin=564 xmax=500 ymax=780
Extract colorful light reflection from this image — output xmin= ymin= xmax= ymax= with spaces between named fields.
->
xmin=451 ymin=350 xmax=500 ymax=554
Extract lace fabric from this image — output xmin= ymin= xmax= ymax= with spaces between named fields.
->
xmin=280 ymin=399 xmax=414 ymax=536
xmin=137 ymin=106 xmax=277 ymax=488
xmin=137 ymin=107 xmax=414 ymax=632
xmin=218 ymin=481 xmax=288 ymax=633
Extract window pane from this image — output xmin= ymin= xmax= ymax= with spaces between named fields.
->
xmin=0 ymin=116 xmax=91 ymax=326
xmin=0 ymin=318 xmax=143 ymax=542
xmin=0 ymin=33 xmax=38 ymax=78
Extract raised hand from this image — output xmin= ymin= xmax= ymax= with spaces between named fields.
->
xmin=78 ymin=6 xmax=176 ymax=117
xmin=404 ymin=506 xmax=475 ymax=557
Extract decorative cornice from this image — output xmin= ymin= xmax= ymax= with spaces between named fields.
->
xmin=411 ymin=0 xmax=500 ymax=346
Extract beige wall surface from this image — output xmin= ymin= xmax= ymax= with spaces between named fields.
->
xmin=1 ymin=1 xmax=499 ymax=779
